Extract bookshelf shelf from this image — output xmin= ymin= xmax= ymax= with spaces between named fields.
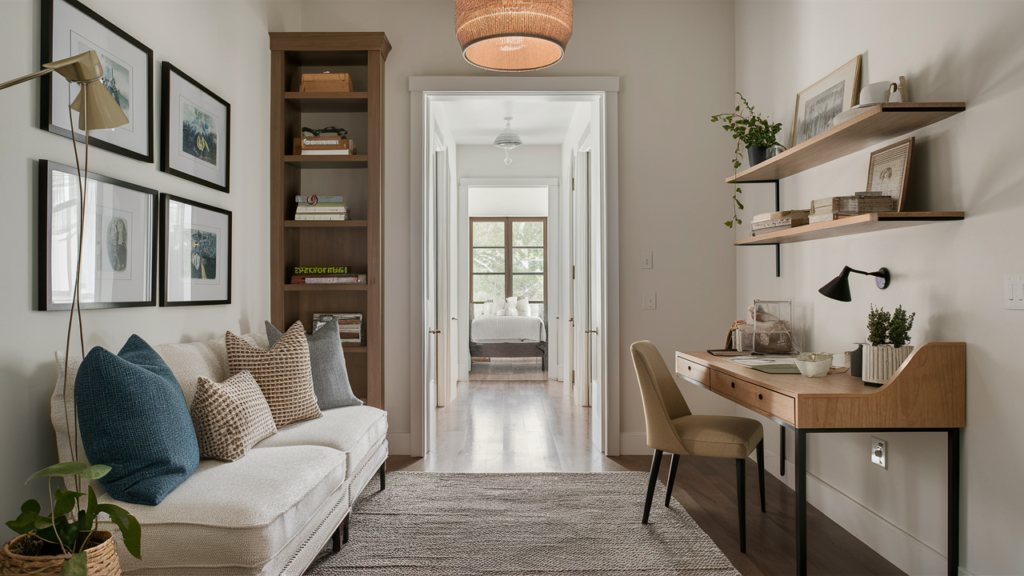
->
xmin=735 ymin=212 xmax=964 ymax=246
xmin=271 ymin=33 xmax=390 ymax=409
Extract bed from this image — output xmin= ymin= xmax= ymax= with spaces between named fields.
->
xmin=470 ymin=306 xmax=547 ymax=369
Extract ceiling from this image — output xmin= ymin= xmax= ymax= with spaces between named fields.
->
xmin=440 ymin=99 xmax=579 ymax=145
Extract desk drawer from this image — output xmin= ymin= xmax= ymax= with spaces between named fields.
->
xmin=710 ymin=370 xmax=795 ymax=424
xmin=676 ymin=355 xmax=710 ymax=386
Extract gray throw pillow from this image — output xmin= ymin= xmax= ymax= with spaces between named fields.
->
xmin=265 ymin=319 xmax=363 ymax=410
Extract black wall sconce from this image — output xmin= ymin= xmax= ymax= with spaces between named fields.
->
xmin=818 ymin=266 xmax=891 ymax=302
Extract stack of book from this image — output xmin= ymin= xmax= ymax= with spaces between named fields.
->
xmin=810 ymin=192 xmax=895 ymax=223
xmin=293 ymin=136 xmax=356 ymax=155
xmin=313 ymin=313 xmax=363 ymax=345
xmin=295 ymin=195 xmax=347 ymax=221
xmin=751 ymin=210 xmax=809 ymax=236
xmin=290 ymin=266 xmax=366 ymax=284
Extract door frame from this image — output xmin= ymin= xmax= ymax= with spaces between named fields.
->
xmin=410 ymin=76 xmax=621 ymax=458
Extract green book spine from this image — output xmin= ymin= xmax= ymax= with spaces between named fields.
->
xmin=293 ymin=266 xmax=349 ymax=275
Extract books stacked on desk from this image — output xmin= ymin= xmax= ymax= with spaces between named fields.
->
xmin=290 ymin=266 xmax=366 ymax=284
xmin=294 ymin=195 xmax=347 ymax=221
xmin=751 ymin=210 xmax=809 ymax=236
xmin=313 ymin=313 xmax=363 ymax=345
xmin=810 ymin=192 xmax=895 ymax=224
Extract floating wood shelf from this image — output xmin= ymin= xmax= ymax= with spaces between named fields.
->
xmin=284 ymin=92 xmax=369 ymax=113
xmin=284 ymin=220 xmax=369 ymax=228
xmin=283 ymin=283 xmax=370 ymax=292
xmin=283 ymin=155 xmax=369 ymax=169
xmin=735 ymin=212 xmax=965 ymax=246
xmin=342 ymin=345 xmax=368 ymax=353
xmin=726 ymin=103 xmax=966 ymax=184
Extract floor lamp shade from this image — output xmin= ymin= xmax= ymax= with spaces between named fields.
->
xmin=455 ymin=0 xmax=573 ymax=72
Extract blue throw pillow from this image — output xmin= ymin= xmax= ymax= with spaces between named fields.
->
xmin=75 ymin=335 xmax=199 ymax=505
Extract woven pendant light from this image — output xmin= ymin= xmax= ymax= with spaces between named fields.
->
xmin=455 ymin=0 xmax=573 ymax=72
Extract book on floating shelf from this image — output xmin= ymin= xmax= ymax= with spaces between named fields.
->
xmin=295 ymin=214 xmax=347 ymax=221
xmin=812 ymin=195 xmax=894 ymax=217
xmin=295 ymin=200 xmax=347 ymax=220
xmin=751 ymin=210 xmax=809 ymax=235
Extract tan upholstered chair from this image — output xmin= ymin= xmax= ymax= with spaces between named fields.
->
xmin=631 ymin=340 xmax=765 ymax=553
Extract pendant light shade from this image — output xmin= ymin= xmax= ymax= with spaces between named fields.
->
xmin=455 ymin=0 xmax=573 ymax=72
xmin=493 ymin=117 xmax=523 ymax=165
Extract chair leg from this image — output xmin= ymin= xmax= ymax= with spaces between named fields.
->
xmin=756 ymin=439 xmax=766 ymax=513
xmin=736 ymin=458 xmax=747 ymax=553
xmin=379 ymin=461 xmax=386 ymax=491
xmin=642 ymin=449 xmax=663 ymax=524
xmin=665 ymin=453 xmax=680 ymax=507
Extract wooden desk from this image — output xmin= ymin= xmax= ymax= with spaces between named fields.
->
xmin=675 ymin=343 xmax=966 ymax=576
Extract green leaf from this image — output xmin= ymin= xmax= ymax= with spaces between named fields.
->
xmin=736 ymin=218 xmax=743 ymax=225
xmin=736 ymin=200 xmax=745 ymax=210
xmin=81 ymin=465 xmax=111 ymax=480
xmin=52 ymin=516 xmax=79 ymax=551
xmin=5 ymin=500 xmax=42 ymax=534
xmin=28 ymin=463 xmax=89 ymax=483
xmin=53 ymin=489 xmax=84 ymax=518
xmin=724 ymin=220 xmax=733 ymax=228
xmin=78 ymin=487 xmax=98 ymax=532
xmin=98 ymin=504 xmax=142 ymax=559
xmin=35 ymin=526 xmax=58 ymax=543
xmin=60 ymin=552 xmax=87 ymax=576
xmin=735 ymin=105 xmax=740 ymax=111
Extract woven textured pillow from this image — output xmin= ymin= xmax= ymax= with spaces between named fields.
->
xmin=266 ymin=319 xmax=363 ymax=410
xmin=190 ymin=371 xmax=278 ymax=461
xmin=225 ymin=321 xmax=322 ymax=427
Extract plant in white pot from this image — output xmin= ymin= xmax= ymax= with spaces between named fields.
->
xmin=862 ymin=305 xmax=917 ymax=386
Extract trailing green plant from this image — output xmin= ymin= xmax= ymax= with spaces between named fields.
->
xmin=711 ymin=92 xmax=783 ymax=228
xmin=5 ymin=462 xmax=141 ymax=575
xmin=866 ymin=305 xmax=891 ymax=346
xmin=888 ymin=305 xmax=916 ymax=348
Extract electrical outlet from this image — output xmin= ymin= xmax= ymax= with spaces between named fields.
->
xmin=871 ymin=437 xmax=887 ymax=469
xmin=641 ymin=252 xmax=653 ymax=269
xmin=1005 ymin=274 xmax=1024 ymax=310
xmin=642 ymin=293 xmax=657 ymax=310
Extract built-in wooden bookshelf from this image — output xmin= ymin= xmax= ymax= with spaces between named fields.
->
xmin=270 ymin=32 xmax=391 ymax=409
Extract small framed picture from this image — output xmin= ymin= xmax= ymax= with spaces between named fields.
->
xmin=160 ymin=194 xmax=232 ymax=306
xmin=41 ymin=0 xmax=153 ymax=162
xmin=161 ymin=63 xmax=231 ymax=192
xmin=791 ymin=56 xmax=861 ymax=148
xmin=38 ymin=160 xmax=157 ymax=310
xmin=866 ymin=137 xmax=914 ymax=211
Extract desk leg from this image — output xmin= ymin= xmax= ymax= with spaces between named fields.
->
xmin=795 ymin=429 xmax=807 ymax=576
xmin=948 ymin=429 xmax=960 ymax=576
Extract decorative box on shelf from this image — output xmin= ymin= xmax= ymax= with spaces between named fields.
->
xmin=293 ymin=137 xmax=356 ymax=156
xmin=299 ymin=72 xmax=352 ymax=92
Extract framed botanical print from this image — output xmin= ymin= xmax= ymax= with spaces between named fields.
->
xmin=41 ymin=0 xmax=154 ymax=162
xmin=160 ymin=194 xmax=231 ymax=306
xmin=161 ymin=63 xmax=231 ymax=192
xmin=866 ymin=137 xmax=914 ymax=211
xmin=791 ymin=56 xmax=861 ymax=148
xmin=38 ymin=160 xmax=157 ymax=310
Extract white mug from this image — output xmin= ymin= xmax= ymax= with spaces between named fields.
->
xmin=860 ymin=81 xmax=892 ymax=105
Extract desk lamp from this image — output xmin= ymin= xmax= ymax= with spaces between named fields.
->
xmin=819 ymin=266 xmax=891 ymax=302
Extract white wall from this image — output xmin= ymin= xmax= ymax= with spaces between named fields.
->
xmin=735 ymin=2 xmax=1024 ymax=575
xmin=0 ymin=0 xmax=300 ymax=537
xmin=301 ymin=0 xmax=739 ymax=453
xmin=468 ymin=186 xmax=548 ymax=217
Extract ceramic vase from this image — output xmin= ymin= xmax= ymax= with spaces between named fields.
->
xmin=746 ymin=146 xmax=767 ymax=167
xmin=861 ymin=344 xmax=914 ymax=386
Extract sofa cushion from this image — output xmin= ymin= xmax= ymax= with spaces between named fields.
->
xmin=255 ymin=405 xmax=387 ymax=477
xmin=190 ymin=372 xmax=278 ymax=462
xmin=266 ymin=319 xmax=363 ymax=411
xmin=99 ymin=445 xmax=347 ymax=574
xmin=75 ymin=335 xmax=199 ymax=505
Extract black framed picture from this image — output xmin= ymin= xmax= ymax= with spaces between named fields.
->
xmin=41 ymin=0 xmax=154 ymax=163
xmin=160 ymin=194 xmax=232 ymax=306
xmin=161 ymin=63 xmax=231 ymax=192
xmin=38 ymin=160 xmax=157 ymax=310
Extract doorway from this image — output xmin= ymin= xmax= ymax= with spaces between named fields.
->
xmin=410 ymin=77 xmax=621 ymax=460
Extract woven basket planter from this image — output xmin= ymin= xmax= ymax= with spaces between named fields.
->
xmin=0 ymin=531 xmax=120 ymax=576
xmin=861 ymin=344 xmax=914 ymax=386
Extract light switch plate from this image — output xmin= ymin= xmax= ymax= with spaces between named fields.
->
xmin=1005 ymin=274 xmax=1024 ymax=310
xmin=642 ymin=293 xmax=657 ymax=310
xmin=641 ymin=252 xmax=653 ymax=269
xmin=871 ymin=437 xmax=887 ymax=469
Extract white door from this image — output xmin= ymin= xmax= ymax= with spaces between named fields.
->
xmin=435 ymin=149 xmax=458 ymax=408
xmin=424 ymin=145 xmax=441 ymax=452
xmin=584 ymin=150 xmax=603 ymax=448
xmin=572 ymin=150 xmax=591 ymax=407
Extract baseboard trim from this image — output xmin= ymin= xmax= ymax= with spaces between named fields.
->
xmin=387 ymin=433 xmax=411 ymax=455
xmin=619 ymin=433 xmax=654 ymax=455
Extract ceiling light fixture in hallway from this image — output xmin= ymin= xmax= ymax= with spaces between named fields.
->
xmin=455 ymin=0 xmax=573 ymax=72
xmin=493 ymin=117 xmax=523 ymax=165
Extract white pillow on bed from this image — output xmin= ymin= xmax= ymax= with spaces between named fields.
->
xmin=492 ymin=296 xmax=504 ymax=315
xmin=496 ymin=308 xmax=506 ymax=316
xmin=516 ymin=298 xmax=531 ymax=316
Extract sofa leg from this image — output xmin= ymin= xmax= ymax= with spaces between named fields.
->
xmin=342 ymin=515 xmax=349 ymax=544
xmin=379 ymin=461 xmax=386 ymax=491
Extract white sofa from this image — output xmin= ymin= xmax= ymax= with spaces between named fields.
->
xmin=51 ymin=329 xmax=388 ymax=575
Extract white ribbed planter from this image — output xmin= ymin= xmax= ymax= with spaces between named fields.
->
xmin=861 ymin=344 xmax=914 ymax=385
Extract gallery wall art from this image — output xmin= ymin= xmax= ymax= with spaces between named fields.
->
xmin=161 ymin=63 xmax=231 ymax=192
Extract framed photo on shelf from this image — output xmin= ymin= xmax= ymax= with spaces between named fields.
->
xmin=866 ymin=137 xmax=914 ymax=211
xmin=160 ymin=194 xmax=231 ymax=306
xmin=38 ymin=160 xmax=157 ymax=310
xmin=791 ymin=55 xmax=861 ymax=148
xmin=41 ymin=0 xmax=153 ymax=162
xmin=161 ymin=63 xmax=231 ymax=192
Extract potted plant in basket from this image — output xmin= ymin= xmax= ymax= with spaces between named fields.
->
xmin=711 ymin=92 xmax=784 ymax=228
xmin=862 ymin=304 xmax=917 ymax=386
xmin=2 ymin=462 xmax=141 ymax=575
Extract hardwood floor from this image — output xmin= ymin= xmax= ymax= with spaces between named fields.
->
xmin=387 ymin=375 xmax=904 ymax=576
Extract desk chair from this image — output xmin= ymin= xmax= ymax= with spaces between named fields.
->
xmin=631 ymin=340 xmax=765 ymax=553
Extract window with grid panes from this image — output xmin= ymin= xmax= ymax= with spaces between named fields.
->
xmin=471 ymin=217 xmax=546 ymax=305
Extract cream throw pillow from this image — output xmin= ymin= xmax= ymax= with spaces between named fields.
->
xmin=190 ymin=371 xmax=277 ymax=462
xmin=516 ymin=298 xmax=531 ymax=316
xmin=226 ymin=321 xmax=322 ymax=427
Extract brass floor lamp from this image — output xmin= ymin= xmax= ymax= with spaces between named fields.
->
xmin=1 ymin=50 xmax=129 ymax=468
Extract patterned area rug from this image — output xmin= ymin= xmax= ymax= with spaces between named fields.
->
xmin=307 ymin=472 xmax=739 ymax=575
